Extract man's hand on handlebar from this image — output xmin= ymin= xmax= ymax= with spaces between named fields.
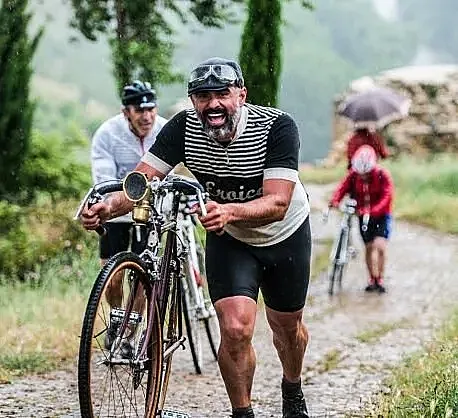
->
xmin=81 ymin=201 xmax=111 ymax=230
xmin=194 ymin=200 xmax=227 ymax=235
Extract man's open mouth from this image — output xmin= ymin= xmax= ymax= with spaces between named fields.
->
xmin=206 ymin=111 xmax=227 ymax=127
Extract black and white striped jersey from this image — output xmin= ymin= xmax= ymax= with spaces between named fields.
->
xmin=142 ymin=103 xmax=310 ymax=246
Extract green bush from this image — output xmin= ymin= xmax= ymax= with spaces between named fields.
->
xmin=0 ymin=199 xmax=95 ymax=281
xmin=20 ymin=128 xmax=91 ymax=203
xmin=0 ymin=127 xmax=93 ymax=279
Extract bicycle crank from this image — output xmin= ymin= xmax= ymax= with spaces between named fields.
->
xmin=160 ymin=409 xmax=190 ymax=418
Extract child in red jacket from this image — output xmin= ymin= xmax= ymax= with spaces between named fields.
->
xmin=330 ymin=145 xmax=394 ymax=292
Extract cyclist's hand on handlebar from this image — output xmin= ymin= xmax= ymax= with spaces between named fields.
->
xmin=81 ymin=202 xmax=111 ymax=230
xmin=197 ymin=200 xmax=228 ymax=235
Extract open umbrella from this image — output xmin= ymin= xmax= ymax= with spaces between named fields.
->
xmin=338 ymin=87 xmax=411 ymax=129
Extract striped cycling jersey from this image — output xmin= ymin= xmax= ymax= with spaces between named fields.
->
xmin=141 ymin=103 xmax=310 ymax=246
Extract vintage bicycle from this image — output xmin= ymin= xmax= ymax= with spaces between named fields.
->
xmin=74 ymin=171 xmax=217 ymax=418
xmin=322 ymin=198 xmax=369 ymax=296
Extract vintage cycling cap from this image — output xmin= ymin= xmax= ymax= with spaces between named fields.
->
xmin=352 ymin=145 xmax=377 ymax=175
xmin=187 ymin=57 xmax=244 ymax=95
xmin=122 ymin=80 xmax=157 ymax=108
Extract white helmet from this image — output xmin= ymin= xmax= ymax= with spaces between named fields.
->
xmin=351 ymin=145 xmax=377 ymax=175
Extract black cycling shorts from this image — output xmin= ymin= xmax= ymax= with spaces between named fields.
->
xmin=205 ymin=217 xmax=311 ymax=312
xmin=359 ymin=214 xmax=393 ymax=244
xmin=99 ymin=223 xmax=146 ymax=259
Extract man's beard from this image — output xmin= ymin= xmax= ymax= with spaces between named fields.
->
xmin=197 ymin=106 xmax=242 ymax=143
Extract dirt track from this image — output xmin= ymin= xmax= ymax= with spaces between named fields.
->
xmin=1 ymin=184 xmax=457 ymax=417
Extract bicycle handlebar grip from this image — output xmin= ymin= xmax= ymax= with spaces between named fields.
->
xmin=87 ymin=199 xmax=106 ymax=237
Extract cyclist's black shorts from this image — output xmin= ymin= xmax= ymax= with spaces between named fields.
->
xmin=205 ymin=217 xmax=311 ymax=312
xmin=359 ymin=214 xmax=393 ymax=244
xmin=99 ymin=223 xmax=146 ymax=259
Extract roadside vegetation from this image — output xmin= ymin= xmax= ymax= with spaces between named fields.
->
xmin=372 ymin=310 xmax=458 ymax=417
xmin=0 ymin=242 xmax=99 ymax=383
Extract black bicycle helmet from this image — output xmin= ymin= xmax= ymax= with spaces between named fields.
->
xmin=122 ymin=80 xmax=157 ymax=108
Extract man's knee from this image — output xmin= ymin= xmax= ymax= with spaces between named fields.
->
xmin=216 ymin=296 xmax=256 ymax=346
xmin=266 ymin=308 xmax=305 ymax=340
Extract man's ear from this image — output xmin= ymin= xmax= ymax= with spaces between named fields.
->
xmin=238 ymin=87 xmax=247 ymax=105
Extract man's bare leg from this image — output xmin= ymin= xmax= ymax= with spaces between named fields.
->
xmin=214 ymin=296 xmax=257 ymax=409
xmin=265 ymin=307 xmax=308 ymax=383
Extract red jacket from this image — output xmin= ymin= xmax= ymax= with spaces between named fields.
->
xmin=347 ymin=131 xmax=389 ymax=168
xmin=330 ymin=167 xmax=394 ymax=216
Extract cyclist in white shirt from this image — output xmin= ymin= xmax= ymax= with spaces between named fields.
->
xmin=91 ymin=80 xmax=167 ymax=355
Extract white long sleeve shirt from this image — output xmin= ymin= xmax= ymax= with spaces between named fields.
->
xmin=91 ymin=113 xmax=168 ymax=222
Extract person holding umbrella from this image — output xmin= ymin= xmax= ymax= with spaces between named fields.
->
xmin=338 ymin=86 xmax=411 ymax=168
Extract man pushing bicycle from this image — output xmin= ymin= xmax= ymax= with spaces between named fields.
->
xmin=81 ymin=57 xmax=311 ymax=418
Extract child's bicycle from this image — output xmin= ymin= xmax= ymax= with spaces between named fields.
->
xmin=322 ymin=198 xmax=369 ymax=296
xmin=74 ymin=171 xmax=216 ymax=418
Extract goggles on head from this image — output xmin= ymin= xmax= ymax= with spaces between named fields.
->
xmin=188 ymin=64 xmax=240 ymax=88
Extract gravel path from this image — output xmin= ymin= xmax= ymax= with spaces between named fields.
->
xmin=1 ymin=183 xmax=457 ymax=418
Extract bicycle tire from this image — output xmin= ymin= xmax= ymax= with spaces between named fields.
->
xmin=78 ymin=251 xmax=162 ymax=418
xmin=182 ymin=276 xmax=203 ymax=374
xmin=193 ymin=228 xmax=219 ymax=361
xmin=204 ymin=314 xmax=219 ymax=360
xmin=156 ymin=228 xmax=181 ymax=411
xmin=328 ymin=231 xmax=344 ymax=296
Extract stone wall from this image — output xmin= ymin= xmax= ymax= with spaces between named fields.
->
xmin=326 ymin=65 xmax=458 ymax=166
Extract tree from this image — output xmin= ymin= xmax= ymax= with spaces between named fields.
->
xmin=239 ymin=0 xmax=312 ymax=107
xmin=239 ymin=0 xmax=282 ymax=107
xmin=0 ymin=0 xmax=43 ymax=201
xmin=69 ymin=0 xmax=243 ymax=94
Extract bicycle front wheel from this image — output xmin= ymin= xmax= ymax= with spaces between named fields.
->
xmin=78 ymin=251 xmax=162 ymax=418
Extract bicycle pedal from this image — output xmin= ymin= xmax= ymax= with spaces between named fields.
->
xmin=160 ymin=409 xmax=190 ymax=418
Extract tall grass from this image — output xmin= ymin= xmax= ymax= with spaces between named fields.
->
xmin=0 ymin=244 xmax=99 ymax=382
xmin=382 ymin=155 xmax=458 ymax=234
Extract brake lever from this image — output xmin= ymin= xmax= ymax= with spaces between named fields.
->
xmin=74 ymin=189 xmax=106 ymax=236
xmin=197 ymin=190 xmax=207 ymax=217
xmin=73 ymin=187 xmax=94 ymax=220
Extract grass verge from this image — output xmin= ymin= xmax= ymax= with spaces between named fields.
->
xmin=0 ymin=244 xmax=99 ymax=383
xmin=372 ymin=310 xmax=458 ymax=417
xmin=355 ymin=319 xmax=410 ymax=344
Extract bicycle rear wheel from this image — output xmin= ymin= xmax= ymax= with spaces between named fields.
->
xmin=78 ymin=252 xmax=162 ymax=418
xmin=182 ymin=277 xmax=203 ymax=374
xmin=204 ymin=309 xmax=220 ymax=361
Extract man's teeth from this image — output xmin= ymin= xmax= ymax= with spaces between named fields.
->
xmin=208 ymin=112 xmax=224 ymax=118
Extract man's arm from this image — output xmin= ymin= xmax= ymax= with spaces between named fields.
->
xmin=91 ymin=128 xmax=117 ymax=184
xmin=82 ymin=162 xmax=167 ymax=230
xmin=104 ymin=162 xmax=167 ymax=220
xmin=228 ymin=178 xmax=295 ymax=227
